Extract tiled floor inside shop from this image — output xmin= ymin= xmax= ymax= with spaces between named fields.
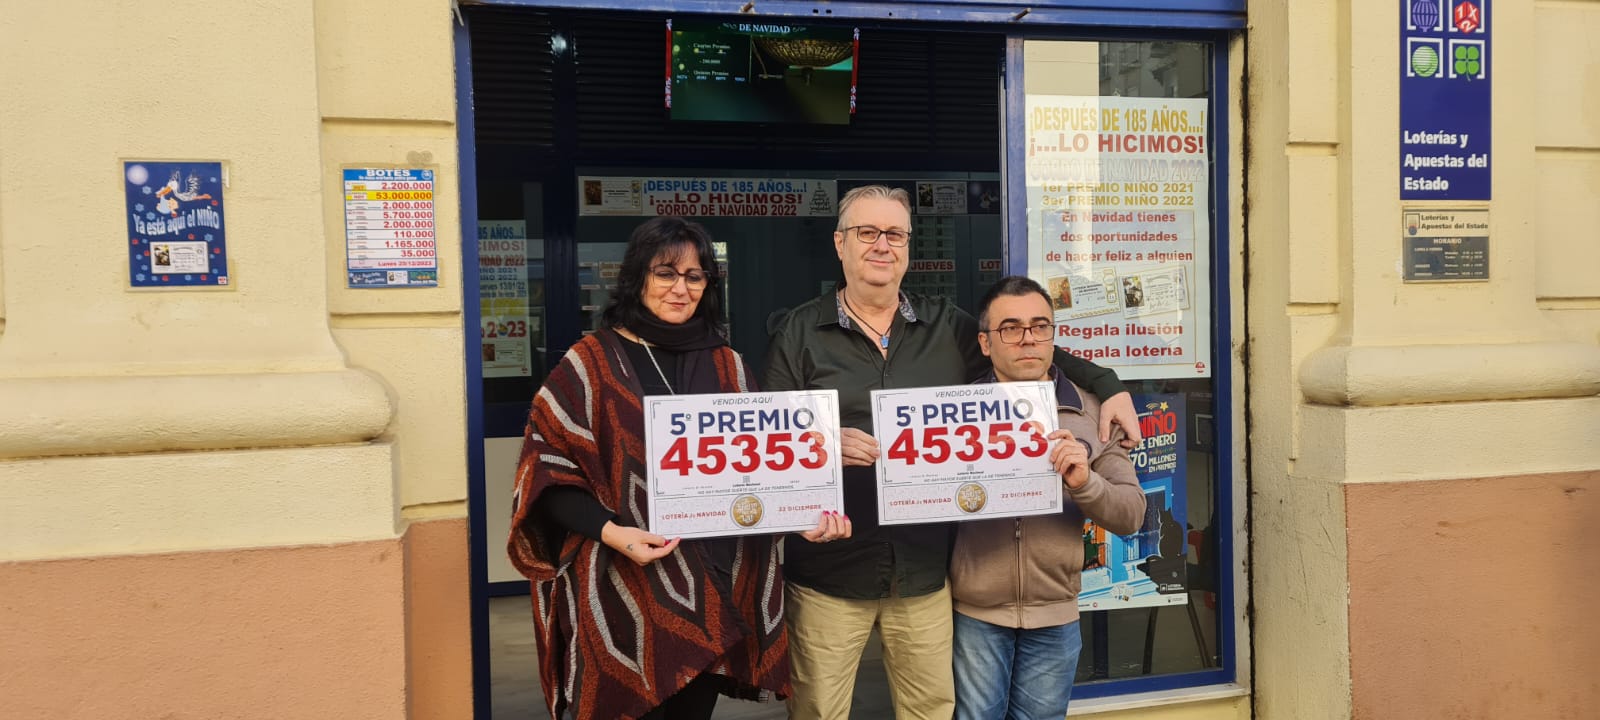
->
xmin=491 ymin=592 xmax=1216 ymax=719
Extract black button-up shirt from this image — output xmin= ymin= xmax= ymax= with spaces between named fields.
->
xmin=764 ymin=286 xmax=1124 ymax=599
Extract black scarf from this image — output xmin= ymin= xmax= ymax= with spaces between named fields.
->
xmin=621 ymin=315 xmax=728 ymax=396
xmin=624 ymin=314 xmax=726 ymax=352
xmin=617 ymin=314 xmax=741 ymax=571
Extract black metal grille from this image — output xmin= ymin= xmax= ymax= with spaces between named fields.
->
xmin=469 ymin=7 xmax=1001 ymax=161
xmin=469 ymin=7 xmax=557 ymax=146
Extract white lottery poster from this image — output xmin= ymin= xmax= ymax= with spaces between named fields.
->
xmin=1026 ymin=96 xmax=1211 ymax=379
xmin=870 ymin=382 xmax=1061 ymax=525
xmin=644 ymin=390 xmax=844 ymax=539
xmin=478 ymin=220 xmax=532 ymax=378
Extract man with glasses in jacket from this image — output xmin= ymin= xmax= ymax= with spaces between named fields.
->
xmin=948 ymin=275 xmax=1147 ymax=720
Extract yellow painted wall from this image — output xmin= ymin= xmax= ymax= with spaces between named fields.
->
xmin=1245 ymin=0 xmax=1351 ymax=716
xmin=0 ymin=214 xmax=6 ymax=338
xmin=0 ymin=0 xmax=465 ymax=715
xmin=0 ymin=0 xmax=400 ymax=558
xmin=1533 ymin=4 xmax=1600 ymax=351
xmin=2 ymin=3 xmax=343 ymax=375
xmin=0 ymin=0 xmax=465 ymax=551
xmin=316 ymin=0 xmax=467 ymax=514
xmin=1248 ymin=1 xmax=1600 ymax=718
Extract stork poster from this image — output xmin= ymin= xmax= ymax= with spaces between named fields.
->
xmin=124 ymin=161 xmax=230 ymax=288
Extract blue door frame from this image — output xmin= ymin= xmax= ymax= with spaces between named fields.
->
xmin=458 ymin=2 xmax=1245 ymax=717
xmin=998 ymin=28 xmax=1238 ymax=701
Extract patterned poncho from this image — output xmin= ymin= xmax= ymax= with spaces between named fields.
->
xmin=507 ymin=329 xmax=790 ymax=719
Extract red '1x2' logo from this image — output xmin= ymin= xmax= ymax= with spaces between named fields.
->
xmin=1453 ymin=1 xmax=1481 ymax=34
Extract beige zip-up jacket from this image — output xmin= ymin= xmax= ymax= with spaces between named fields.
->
xmin=948 ymin=368 xmax=1146 ymax=629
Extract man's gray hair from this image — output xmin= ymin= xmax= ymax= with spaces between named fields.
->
xmin=837 ymin=185 xmax=912 ymax=231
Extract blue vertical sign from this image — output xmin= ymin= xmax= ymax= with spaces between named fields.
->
xmin=124 ymin=161 xmax=230 ymax=287
xmin=1400 ymin=0 xmax=1491 ymax=200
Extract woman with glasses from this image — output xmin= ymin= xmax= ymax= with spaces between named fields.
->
xmin=508 ymin=216 xmax=849 ymax=720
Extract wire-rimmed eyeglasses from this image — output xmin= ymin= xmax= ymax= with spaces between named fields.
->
xmin=649 ymin=265 xmax=709 ymax=289
xmin=842 ymin=225 xmax=911 ymax=247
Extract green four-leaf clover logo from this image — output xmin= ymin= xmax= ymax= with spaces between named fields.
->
xmin=1453 ymin=45 xmax=1480 ymax=76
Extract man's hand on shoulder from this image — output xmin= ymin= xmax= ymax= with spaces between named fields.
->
xmin=1099 ymin=391 xmax=1142 ymax=449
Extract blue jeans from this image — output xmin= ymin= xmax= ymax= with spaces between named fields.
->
xmin=952 ymin=613 xmax=1082 ymax=720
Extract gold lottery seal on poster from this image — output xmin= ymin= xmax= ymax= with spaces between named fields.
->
xmin=955 ymin=483 xmax=988 ymax=514
xmin=730 ymin=495 xmax=764 ymax=528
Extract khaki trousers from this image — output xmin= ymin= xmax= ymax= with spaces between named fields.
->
xmin=785 ymin=582 xmax=955 ymax=720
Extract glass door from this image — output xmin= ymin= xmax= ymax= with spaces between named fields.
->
xmin=477 ymin=180 xmax=548 ymax=592
xmin=1004 ymin=36 xmax=1234 ymax=696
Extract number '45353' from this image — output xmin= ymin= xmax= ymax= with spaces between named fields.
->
xmin=660 ymin=432 xmax=829 ymax=475
xmin=885 ymin=422 xmax=1048 ymax=465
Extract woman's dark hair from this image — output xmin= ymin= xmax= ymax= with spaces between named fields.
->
xmin=601 ymin=216 xmax=725 ymax=333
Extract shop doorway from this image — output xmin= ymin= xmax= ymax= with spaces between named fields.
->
xmin=466 ymin=8 xmax=1007 ymax=716
xmin=459 ymin=5 xmax=1234 ymax=718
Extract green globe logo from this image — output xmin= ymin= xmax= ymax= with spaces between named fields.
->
xmin=1454 ymin=45 xmax=1481 ymax=76
xmin=1411 ymin=46 xmax=1440 ymax=78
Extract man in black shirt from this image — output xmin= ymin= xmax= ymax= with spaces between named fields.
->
xmin=765 ymin=185 xmax=1140 ymax=719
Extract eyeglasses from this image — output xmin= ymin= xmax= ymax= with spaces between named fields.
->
xmin=649 ymin=265 xmax=709 ymax=289
xmin=843 ymin=225 xmax=911 ymax=247
xmin=984 ymin=323 xmax=1054 ymax=345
